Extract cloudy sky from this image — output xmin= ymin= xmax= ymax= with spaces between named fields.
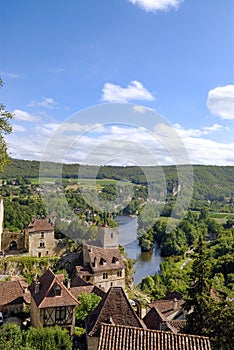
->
xmin=1 ymin=0 xmax=234 ymax=166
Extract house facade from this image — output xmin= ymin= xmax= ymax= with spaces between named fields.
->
xmin=26 ymin=218 xmax=56 ymax=257
xmin=77 ymin=225 xmax=125 ymax=292
xmin=29 ymin=268 xmax=78 ymax=335
xmin=0 ymin=277 xmax=30 ymax=316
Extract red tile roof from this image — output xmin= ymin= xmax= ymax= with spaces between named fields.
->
xmin=29 ymin=268 xmax=78 ymax=308
xmin=0 ymin=280 xmax=30 ymax=306
xmin=70 ymin=276 xmax=106 ymax=300
xmin=143 ymin=306 xmax=177 ymax=333
xmin=147 ymin=299 xmax=184 ymax=318
xmin=86 ymin=287 xmax=145 ymax=337
xmin=84 ymin=245 xmax=125 ymax=272
xmin=27 ymin=218 xmax=54 ymax=232
xmin=98 ymin=324 xmax=212 ymax=350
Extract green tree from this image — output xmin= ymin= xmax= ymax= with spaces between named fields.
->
xmin=25 ymin=326 xmax=72 ymax=350
xmin=76 ymin=292 xmax=101 ymax=326
xmin=0 ymin=78 xmax=13 ymax=172
xmin=184 ymin=237 xmax=211 ymax=335
xmin=0 ymin=323 xmax=23 ymax=349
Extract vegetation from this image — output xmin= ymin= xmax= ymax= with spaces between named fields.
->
xmin=0 ymin=78 xmax=13 ymax=173
xmin=0 ymin=324 xmax=72 ymax=350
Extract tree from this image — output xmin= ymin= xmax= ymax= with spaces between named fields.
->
xmin=0 ymin=323 xmax=23 ymax=349
xmin=76 ymin=292 xmax=101 ymax=326
xmin=183 ymin=236 xmax=211 ymax=335
xmin=25 ymin=326 xmax=72 ymax=350
xmin=0 ymin=78 xmax=13 ymax=172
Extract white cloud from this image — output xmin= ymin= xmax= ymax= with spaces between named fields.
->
xmin=28 ymin=97 xmax=57 ymax=109
xmin=174 ymin=123 xmax=226 ymax=137
xmin=207 ymin=85 xmax=234 ymax=120
xmin=0 ymin=71 xmax=22 ymax=79
xmin=102 ymin=80 xmax=155 ymax=102
xmin=128 ymin=0 xmax=183 ymax=13
xmin=12 ymin=124 xmax=26 ymax=132
xmin=133 ymin=105 xmax=153 ymax=113
xmin=13 ymin=109 xmax=41 ymax=122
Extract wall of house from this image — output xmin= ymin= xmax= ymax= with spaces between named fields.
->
xmin=92 ymin=269 xmax=125 ymax=292
xmin=87 ymin=335 xmax=99 ymax=350
xmin=28 ymin=230 xmax=55 ymax=257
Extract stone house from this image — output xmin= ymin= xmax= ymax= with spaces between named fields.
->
xmin=0 ymin=277 xmax=30 ymax=316
xmin=146 ymin=297 xmax=185 ymax=321
xmin=26 ymin=218 xmax=56 ymax=257
xmin=85 ymin=286 xmax=145 ymax=350
xmin=29 ymin=268 xmax=78 ymax=335
xmin=77 ymin=225 xmax=125 ymax=292
xmin=97 ymin=324 xmax=212 ymax=350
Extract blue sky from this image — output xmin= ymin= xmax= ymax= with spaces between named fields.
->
xmin=1 ymin=0 xmax=234 ymax=165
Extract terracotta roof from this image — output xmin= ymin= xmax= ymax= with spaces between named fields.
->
xmin=29 ymin=268 xmax=78 ymax=308
xmin=143 ymin=306 xmax=177 ymax=333
xmin=27 ymin=218 xmax=54 ymax=232
xmin=147 ymin=299 xmax=184 ymax=318
xmin=86 ymin=287 xmax=145 ymax=337
xmin=0 ymin=280 xmax=30 ymax=306
xmin=70 ymin=276 xmax=106 ymax=300
xmin=168 ymin=319 xmax=186 ymax=333
xmin=84 ymin=245 xmax=125 ymax=272
xmin=98 ymin=324 xmax=212 ymax=350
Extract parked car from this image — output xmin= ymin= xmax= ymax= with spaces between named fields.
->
xmin=0 ymin=312 xmax=3 ymax=325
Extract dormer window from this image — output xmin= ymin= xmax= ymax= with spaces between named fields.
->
xmin=112 ymin=257 xmax=119 ymax=264
xmin=100 ymin=258 xmax=107 ymax=265
xmin=54 ymin=284 xmax=61 ymax=296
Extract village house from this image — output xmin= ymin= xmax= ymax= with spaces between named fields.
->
xmin=146 ymin=297 xmax=185 ymax=321
xmin=76 ymin=225 xmax=125 ymax=292
xmin=97 ymin=324 xmax=212 ymax=350
xmin=29 ymin=268 xmax=78 ymax=335
xmin=26 ymin=218 xmax=56 ymax=257
xmin=85 ymin=286 xmax=145 ymax=350
xmin=0 ymin=277 xmax=30 ymax=316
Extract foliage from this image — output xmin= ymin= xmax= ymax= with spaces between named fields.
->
xmin=24 ymin=326 xmax=72 ymax=350
xmin=76 ymin=292 xmax=101 ymax=326
xmin=0 ymin=323 xmax=23 ymax=350
xmin=0 ymin=78 xmax=13 ymax=173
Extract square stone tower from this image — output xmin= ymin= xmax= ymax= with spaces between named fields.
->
xmin=97 ymin=225 xmax=119 ymax=248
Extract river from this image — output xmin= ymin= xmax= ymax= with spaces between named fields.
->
xmin=116 ymin=216 xmax=163 ymax=285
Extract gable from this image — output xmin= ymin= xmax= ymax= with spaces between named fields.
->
xmin=86 ymin=287 xmax=144 ymax=337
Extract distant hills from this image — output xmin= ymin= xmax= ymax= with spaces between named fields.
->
xmin=1 ymin=158 xmax=234 ymax=207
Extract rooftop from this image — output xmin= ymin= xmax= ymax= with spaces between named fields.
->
xmin=97 ymin=324 xmax=211 ymax=350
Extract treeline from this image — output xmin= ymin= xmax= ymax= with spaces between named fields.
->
xmin=2 ymin=159 xmax=234 ymax=204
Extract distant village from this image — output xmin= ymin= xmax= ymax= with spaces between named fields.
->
xmin=0 ymin=197 xmax=212 ymax=350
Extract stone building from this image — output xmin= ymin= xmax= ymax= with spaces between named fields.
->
xmin=76 ymin=225 xmax=125 ymax=292
xmin=26 ymin=218 xmax=56 ymax=257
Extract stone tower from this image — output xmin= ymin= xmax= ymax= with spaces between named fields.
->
xmin=0 ymin=198 xmax=3 ymax=251
xmin=97 ymin=225 xmax=119 ymax=248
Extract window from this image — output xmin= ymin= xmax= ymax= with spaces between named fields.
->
xmin=103 ymin=272 xmax=108 ymax=279
xmin=54 ymin=284 xmax=61 ymax=296
xmin=39 ymin=242 xmax=45 ymax=248
xmin=117 ymin=270 xmax=122 ymax=277
xmin=55 ymin=306 xmax=66 ymax=321
xmin=40 ymin=232 xmax=44 ymax=238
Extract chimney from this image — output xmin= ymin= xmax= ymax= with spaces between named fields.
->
xmin=35 ymin=280 xmax=40 ymax=294
xmin=135 ymin=299 xmax=142 ymax=319
xmin=173 ymin=298 xmax=178 ymax=311
xmin=67 ymin=278 xmax=71 ymax=290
